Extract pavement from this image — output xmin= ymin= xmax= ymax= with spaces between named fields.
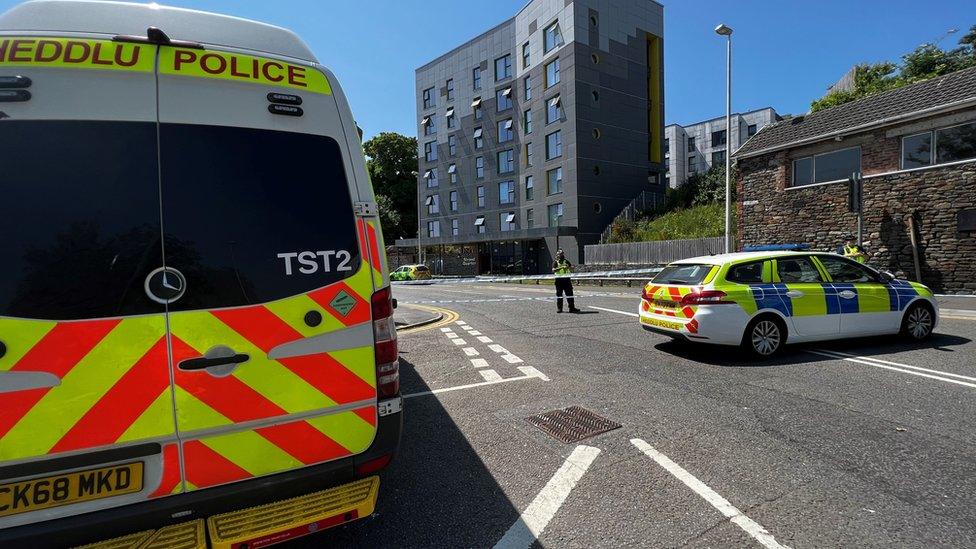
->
xmin=307 ymin=283 xmax=976 ymax=548
xmin=393 ymin=302 xmax=443 ymax=329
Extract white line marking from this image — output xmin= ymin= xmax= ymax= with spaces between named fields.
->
xmin=630 ymin=439 xmax=790 ymax=549
xmin=493 ymin=445 xmax=601 ymax=549
xmin=808 ymin=350 xmax=976 ymax=389
xmin=488 ymin=344 xmax=509 ymax=354
xmin=479 ymin=369 xmax=503 ymax=382
xmin=813 ymin=349 xmax=976 ymax=382
xmin=455 ymin=320 xmax=468 ymax=325
xmin=471 ymin=358 xmax=490 ymax=368
xmin=517 ymin=366 xmax=549 ymax=381
xmin=502 ymin=354 xmax=524 ymax=364
xmin=440 ymin=327 xmax=453 ymax=333
xmin=588 ymin=305 xmax=639 ymax=317
xmin=477 ymin=336 xmax=494 ymax=343
xmin=468 ymin=330 xmax=483 ymax=335
xmin=452 ymin=338 xmax=467 ymax=346
xmin=402 ymin=374 xmax=542 ymax=399
xmin=446 ymin=332 xmax=460 ymax=339
xmin=462 ymin=347 xmax=480 ymax=356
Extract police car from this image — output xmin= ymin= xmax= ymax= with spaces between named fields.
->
xmin=390 ymin=264 xmax=433 ymax=281
xmin=1 ymin=1 xmax=400 ymax=546
xmin=639 ymin=252 xmax=938 ymax=357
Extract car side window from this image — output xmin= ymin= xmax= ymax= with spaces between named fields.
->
xmin=818 ymin=255 xmax=877 ymax=283
xmin=776 ymin=257 xmax=823 ymax=283
xmin=726 ymin=261 xmax=764 ymax=284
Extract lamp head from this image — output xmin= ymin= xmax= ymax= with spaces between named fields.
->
xmin=715 ymin=24 xmax=733 ymax=36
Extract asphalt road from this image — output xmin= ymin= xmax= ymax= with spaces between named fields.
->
xmin=316 ymin=283 xmax=976 ymax=548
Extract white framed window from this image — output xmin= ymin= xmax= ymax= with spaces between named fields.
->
xmin=474 ymin=127 xmax=484 ymax=149
xmin=425 ymin=194 xmax=439 ymax=214
xmin=424 ymin=169 xmax=438 ymax=188
xmin=448 ymin=163 xmax=458 ymax=184
xmin=452 ymin=218 xmax=459 ymax=236
xmin=427 ymin=220 xmax=440 ymax=237
xmin=500 ymin=211 xmax=517 ymax=231
xmin=496 ymin=87 xmax=513 ymax=111
xmin=901 ymin=120 xmax=976 ymax=169
xmin=446 ymin=107 xmax=456 ymax=129
xmin=448 ymin=134 xmax=457 ymax=156
xmin=499 ymin=180 xmax=515 ymax=204
xmin=450 ymin=190 xmax=458 ymax=211
xmin=498 ymin=118 xmax=514 ymax=142
xmin=477 ymin=185 xmax=485 ymax=207
xmin=422 ymin=116 xmax=435 ymax=136
xmin=544 ymin=22 xmax=563 ymax=53
xmin=546 ymin=96 xmax=562 ymax=124
xmin=475 ymin=156 xmax=484 ymax=179
xmin=525 ymin=175 xmax=534 ymax=200
xmin=791 ymin=146 xmax=861 ymax=187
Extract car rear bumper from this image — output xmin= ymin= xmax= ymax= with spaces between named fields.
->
xmin=0 ymin=400 xmax=403 ymax=548
xmin=638 ymin=300 xmax=748 ymax=346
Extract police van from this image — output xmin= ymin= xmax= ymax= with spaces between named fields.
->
xmin=0 ymin=1 xmax=401 ymax=546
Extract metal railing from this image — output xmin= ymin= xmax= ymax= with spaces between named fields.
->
xmin=599 ymin=190 xmax=662 ymax=244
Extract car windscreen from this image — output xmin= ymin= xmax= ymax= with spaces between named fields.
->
xmin=159 ymin=124 xmax=360 ymax=311
xmin=651 ymin=264 xmax=713 ymax=285
xmin=0 ymin=120 xmax=163 ymax=320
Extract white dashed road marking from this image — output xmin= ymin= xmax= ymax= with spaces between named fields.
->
xmin=452 ymin=338 xmax=467 ymax=346
xmin=479 ymin=369 xmax=503 ymax=382
xmin=471 ymin=358 xmax=490 ymax=368
xmin=493 ymin=445 xmax=601 ymax=549
xmin=468 ymin=330 xmax=483 ymax=335
xmin=588 ymin=305 xmax=639 ymax=317
xmin=488 ymin=344 xmax=509 ymax=354
xmin=630 ymin=438 xmax=790 ymax=549
xmin=478 ymin=336 xmax=494 ymax=343
xmin=462 ymin=347 xmax=480 ymax=356
xmin=447 ymin=332 xmax=460 ymax=339
xmin=517 ymin=366 xmax=550 ymax=381
xmin=502 ymin=354 xmax=524 ymax=364
xmin=402 ymin=370 xmax=548 ymax=399
xmin=440 ymin=327 xmax=454 ymax=332
xmin=455 ymin=320 xmax=467 ymax=325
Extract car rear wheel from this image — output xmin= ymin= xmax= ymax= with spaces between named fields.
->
xmin=743 ymin=316 xmax=785 ymax=358
xmin=901 ymin=302 xmax=934 ymax=341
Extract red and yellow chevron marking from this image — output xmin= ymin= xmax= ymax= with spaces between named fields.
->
xmin=358 ymin=218 xmax=385 ymax=289
xmin=641 ymin=285 xmax=698 ymax=320
xmin=0 ymin=269 xmax=378 ymax=496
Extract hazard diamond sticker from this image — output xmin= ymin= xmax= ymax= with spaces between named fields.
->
xmin=329 ymin=290 xmax=357 ymax=317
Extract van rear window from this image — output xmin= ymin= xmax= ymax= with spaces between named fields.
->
xmin=0 ymin=120 xmax=162 ymax=320
xmin=651 ymin=264 xmax=713 ymax=285
xmin=160 ymin=124 xmax=360 ymax=311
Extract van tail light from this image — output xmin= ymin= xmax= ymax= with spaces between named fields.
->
xmin=371 ymin=287 xmax=399 ymax=398
xmin=681 ymin=290 xmax=735 ymax=305
xmin=356 ymin=453 xmax=393 ymax=476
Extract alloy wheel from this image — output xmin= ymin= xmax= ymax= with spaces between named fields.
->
xmin=751 ymin=320 xmax=781 ymax=356
xmin=907 ymin=306 xmax=933 ymax=339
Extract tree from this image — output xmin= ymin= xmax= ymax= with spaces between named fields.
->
xmin=363 ymin=132 xmax=418 ymax=242
xmin=810 ymin=25 xmax=976 ymax=112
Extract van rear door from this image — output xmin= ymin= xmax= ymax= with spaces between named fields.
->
xmin=155 ymin=45 xmax=379 ymax=492
xmin=0 ymin=37 xmax=180 ymax=527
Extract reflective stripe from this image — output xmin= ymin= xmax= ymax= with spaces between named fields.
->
xmin=0 ymin=37 xmax=154 ymax=72
xmin=0 ymin=317 xmax=55 ymax=372
xmin=306 ymin=407 xmax=376 ymax=454
xmin=158 ymin=47 xmax=331 ymax=94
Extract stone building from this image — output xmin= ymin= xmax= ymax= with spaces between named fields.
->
xmin=733 ymin=67 xmax=976 ymax=293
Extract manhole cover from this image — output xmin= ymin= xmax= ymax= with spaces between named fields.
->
xmin=525 ymin=406 xmax=621 ymax=444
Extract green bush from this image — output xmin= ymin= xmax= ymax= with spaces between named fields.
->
xmin=608 ymin=203 xmax=731 ymax=243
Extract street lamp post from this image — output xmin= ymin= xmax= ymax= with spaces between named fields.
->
xmin=715 ymin=23 xmax=733 ymax=254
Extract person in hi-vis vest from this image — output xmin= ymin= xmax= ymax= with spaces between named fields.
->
xmin=552 ymin=249 xmax=581 ymax=313
xmin=841 ymin=234 xmax=869 ymax=264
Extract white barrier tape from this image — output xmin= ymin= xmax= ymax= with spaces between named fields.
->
xmin=392 ymin=267 xmax=663 ymax=286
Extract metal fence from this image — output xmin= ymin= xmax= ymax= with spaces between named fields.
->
xmin=584 ymin=236 xmax=725 ymax=266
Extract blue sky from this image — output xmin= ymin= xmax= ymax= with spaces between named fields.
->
xmin=1 ymin=0 xmax=971 ymax=138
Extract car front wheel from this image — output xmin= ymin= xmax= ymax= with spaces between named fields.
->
xmin=743 ymin=316 xmax=785 ymax=358
xmin=901 ymin=302 xmax=934 ymax=341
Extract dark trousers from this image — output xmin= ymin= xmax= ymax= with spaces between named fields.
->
xmin=555 ymin=277 xmax=576 ymax=311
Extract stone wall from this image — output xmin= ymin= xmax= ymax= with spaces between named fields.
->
xmin=737 ymin=132 xmax=976 ymax=293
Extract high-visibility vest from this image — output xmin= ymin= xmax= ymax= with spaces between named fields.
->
xmin=554 ymin=259 xmax=572 ymax=277
xmin=844 ymin=244 xmax=866 ymax=263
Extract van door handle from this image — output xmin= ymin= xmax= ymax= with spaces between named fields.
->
xmin=178 ymin=353 xmax=250 ymax=371
xmin=785 ymin=290 xmax=804 ymax=298
xmin=839 ymin=290 xmax=857 ymax=299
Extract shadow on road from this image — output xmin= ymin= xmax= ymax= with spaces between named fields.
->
xmin=655 ymin=332 xmax=972 ymax=368
xmin=310 ymin=357 xmax=519 ymax=548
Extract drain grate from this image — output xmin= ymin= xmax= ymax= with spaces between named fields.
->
xmin=525 ymin=406 xmax=621 ymax=444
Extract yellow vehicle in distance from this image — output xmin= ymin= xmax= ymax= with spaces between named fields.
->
xmin=390 ymin=264 xmax=432 ymax=281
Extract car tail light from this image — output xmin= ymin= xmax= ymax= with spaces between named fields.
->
xmin=681 ymin=290 xmax=735 ymax=305
xmin=640 ymin=286 xmax=654 ymax=301
xmin=356 ymin=453 xmax=393 ymax=476
xmin=371 ymin=287 xmax=399 ymax=397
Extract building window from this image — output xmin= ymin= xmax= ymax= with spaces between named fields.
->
xmin=687 ymin=156 xmax=696 ymax=174
xmin=522 ymin=42 xmax=531 ymax=69
xmin=545 ymin=58 xmax=560 ymax=88
xmin=498 ymin=118 xmax=514 ymax=142
xmin=496 ymin=87 xmax=513 ymax=111
xmin=446 ymin=108 xmax=456 ymax=129
xmin=499 ymin=180 xmax=516 ymax=204
xmin=471 ymin=96 xmax=483 ymax=120
xmin=422 ymin=87 xmax=435 ymax=109
xmin=525 ymin=175 xmax=534 ymax=200
xmin=525 ymin=142 xmax=534 ymax=167
xmin=544 ymin=22 xmax=563 ymax=53
xmin=450 ymin=190 xmax=458 ymax=211
xmin=548 ymin=203 xmax=564 ymax=227
xmin=664 ymin=137 xmax=670 ymax=154
xmin=498 ymin=149 xmax=515 ymax=174
xmin=495 ymin=54 xmax=512 ymax=80
xmin=524 ymin=109 xmax=533 ymax=135
xmin=747 ymin=124 xmax=758 ymax=137
xmin=547 ymin=166 xmax=563 ymax=194
xmin=477 ymin=186 xmax=485 ymax=207
xmin=476 ymin=156 xmax=484 ymax=179
xmin=427 ymin=220 xmax=440 ymax=238
xmin=526 ymin=208 xmax=534 ymax=228
xmin=546 ymin=130 xmax=562 ymax=160
xmin=546 ymin=96 xmax=562 ymax=124
xmin=425 ymin=194 xmax=440 ymax=214
xmin=475 ymin=215 xmax=486 ymax=233
xmin=422 ymin=116 xmax=435 ymax=136
xmin=902 ymin=121 xmax=976 ymax=169
xmin=446 ymin=78 xmax=455 ymax=101
xmin=473 ymin=66 xmax=482 ymax=90
xmin=687 ymin=136 xmax=696 ymax=152
xmin=448 ymin=163 xmax=458 ymax=184
xmin=524 ymin=76 xmax=532 ymax=101
xmin=711 ymin=150 xmax=726 ymax=166
xmin=791 ymin=146 xmax=861 ymax=187
xmin=424 ymin=168 xmax=438 ymax=188
xmin=424 ymin=141 xmax=437 ymax=162
xmin=500 ymin=212 xmax=517 ymax=231
xmin=452 ymin=218 xmax=459 ymax=236
xmin=448 ymin=134 xmax=457 ymax=156
xmin=711 ymin=129 xmax=727 ymax=147
xmin=473 ymin=127 xmax=484 ymax=149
